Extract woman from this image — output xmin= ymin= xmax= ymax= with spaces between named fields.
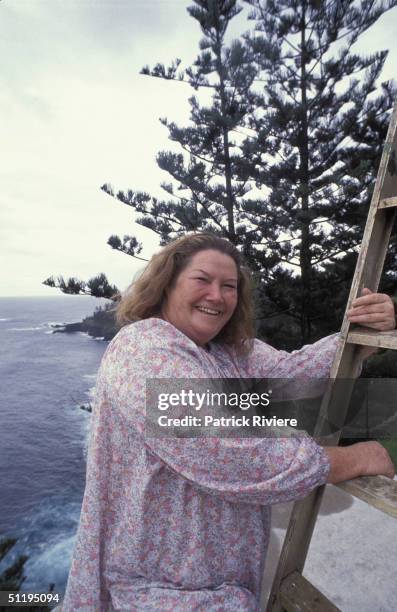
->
xmin=62 ymin=233 xmax=395 ymax=611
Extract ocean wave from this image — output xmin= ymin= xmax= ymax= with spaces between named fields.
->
xmin=23 ymin=534 xmax=76 ymax=594
xmin=9 ymin=326 xmax=44 ymax=331
xmin=74 ymin=402 xmax=92 ymax=414
xmin=85 ymin=386 xmax=96 ymax=399
xmin=0 ymin=317 xmax=11 ymax=321
xmin=0 ymin=497 xmax=82 ymax=594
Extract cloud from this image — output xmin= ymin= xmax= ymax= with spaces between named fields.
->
xmin=1 ymin=0 xmax=200 ymax=296
xmin=1 ymin=0 xmax=397 ymax=296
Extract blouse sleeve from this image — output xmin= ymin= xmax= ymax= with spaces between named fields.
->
xmin=241 ymin=333 xmax=340 ymax=379
xmin=106 ymin=324 xmax=331 ymax=507
xmin=239 ymin=333 xmax=340 ymax=403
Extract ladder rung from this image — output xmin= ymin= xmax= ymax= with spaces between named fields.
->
xmin=347 ymin=327 xmax=397 ymax=350
xmin=336 ymin=475 xmax=397 ymax=518
xmin=378 ymin=196 xmax=397 ymax=209
xmin=279 ymin=571 xmax=341 ymax=612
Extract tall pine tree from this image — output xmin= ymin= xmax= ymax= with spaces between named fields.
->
xmin=45 ymin=0 xmax=270 ymax=300
xmin=101 ymin=0 xmax=283 ymax=277
xmin=243 ymin=0 xmax=397 ymax=343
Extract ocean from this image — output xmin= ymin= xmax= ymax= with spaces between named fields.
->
xmin=0 ymin=296 xmax=109 ymax=595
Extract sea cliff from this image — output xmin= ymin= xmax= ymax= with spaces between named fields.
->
xmin=52 ymin=306 xmax=118 ymax=341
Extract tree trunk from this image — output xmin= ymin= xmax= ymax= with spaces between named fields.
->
xmin=299 ymin=0 xmax=312 ymax=344
xmin=215 ymin=31 xmax=236 ymax=240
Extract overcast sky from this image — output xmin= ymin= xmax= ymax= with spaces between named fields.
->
xmin=1 ymin=0 xmax=397 ymax=297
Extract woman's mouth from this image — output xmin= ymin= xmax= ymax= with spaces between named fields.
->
xmin=196 ymin=306 xmax=222 ymax=316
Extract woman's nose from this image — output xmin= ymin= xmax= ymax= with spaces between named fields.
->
xmin=206 ymin=282 xmax=223 ymax=301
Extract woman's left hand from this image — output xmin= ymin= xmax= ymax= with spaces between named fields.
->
xmin=347 ymin=288 xmax=396 ymax=331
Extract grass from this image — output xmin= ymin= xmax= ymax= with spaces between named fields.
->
xmin=379 ymin=439 xmax=397 ymax=469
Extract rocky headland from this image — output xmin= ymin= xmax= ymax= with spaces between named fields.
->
xmin=52 ymin=306 xmax=119 ymax=341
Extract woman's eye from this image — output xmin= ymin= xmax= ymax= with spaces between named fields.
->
xmin=224 ymin=284 xmax=237 ymax=289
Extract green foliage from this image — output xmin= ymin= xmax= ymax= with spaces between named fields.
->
xmin=362 ymin=349 xmax=397 ymax=378
xmin=43 ymin=272 xmax=119 ymax=300
xmin=244 ymin=0 xmax=397 ymax=343
xmin=0 ymin=537 xmax=27 ymax=591
xmin=379 ymin=439 xmax=397 ymax=468
xmin=0 ymin=538 xmax=53 ymax=611
xmin=105 ymin=0 xmax=266 ymax=253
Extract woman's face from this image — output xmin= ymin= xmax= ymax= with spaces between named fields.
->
xmin=161 ymin=249 xmax=239 ymax=346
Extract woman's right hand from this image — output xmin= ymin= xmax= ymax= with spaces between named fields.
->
xmin=353 ymin=441 xmax=395 ymax=479
xmin=325 ymin=441 xmax=395 ymax=484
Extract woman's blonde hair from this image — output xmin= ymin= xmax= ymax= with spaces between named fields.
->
xmin=116 ymin=233 xmax=255 ymax=351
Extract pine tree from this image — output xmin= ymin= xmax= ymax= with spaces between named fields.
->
xmin=43 ymin=272 xmax=118 ymax=300
xmin=243 ymin=0 xmax=397 ymax=343
xmin=45 ymin=0 xmax=272 ymax=299
xmin=101 ymin=0 xmax=282 ymax=277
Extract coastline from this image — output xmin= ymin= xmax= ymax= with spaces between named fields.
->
xmin=51 ymin=307 xmax=118 ymax=341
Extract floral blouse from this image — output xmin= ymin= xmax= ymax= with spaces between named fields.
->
xmin=61 ymin=319 xmax=339 ymax=611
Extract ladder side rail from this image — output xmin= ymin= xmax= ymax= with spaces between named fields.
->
xmin=266 ymin=216 xmax=396 ymax=611
xmin=265 ymin=213 xmax=394 ymax=610
xmin=338 ymin=104 xmax=397 ymax=344
xmin=279 ymin=571 xmax=342 ymax=612
xmin=264 ymin=102 xmax=397 ymax=612
xmin=266 ymin=365 xmax=357 ymax=612
xmin=266 ymin=487 xmax=326 ymax=612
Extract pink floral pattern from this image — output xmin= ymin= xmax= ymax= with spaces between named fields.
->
xmin=62 ymin=319 xmax=339 ymax=611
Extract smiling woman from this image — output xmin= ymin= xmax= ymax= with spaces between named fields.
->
xmin=60 ymin=232 xmax=395 ymax=612
xmin=115 ymin=232 xmax=255 ymax=350
xmin=161 ymin=249 xmax=239 ymax=347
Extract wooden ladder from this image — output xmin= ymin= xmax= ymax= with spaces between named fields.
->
xmin=265 ymin=101 xmax=397 ymax=612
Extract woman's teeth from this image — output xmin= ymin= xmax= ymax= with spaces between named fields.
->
xmin=196 ymin=306 xmax=221 ymax=315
